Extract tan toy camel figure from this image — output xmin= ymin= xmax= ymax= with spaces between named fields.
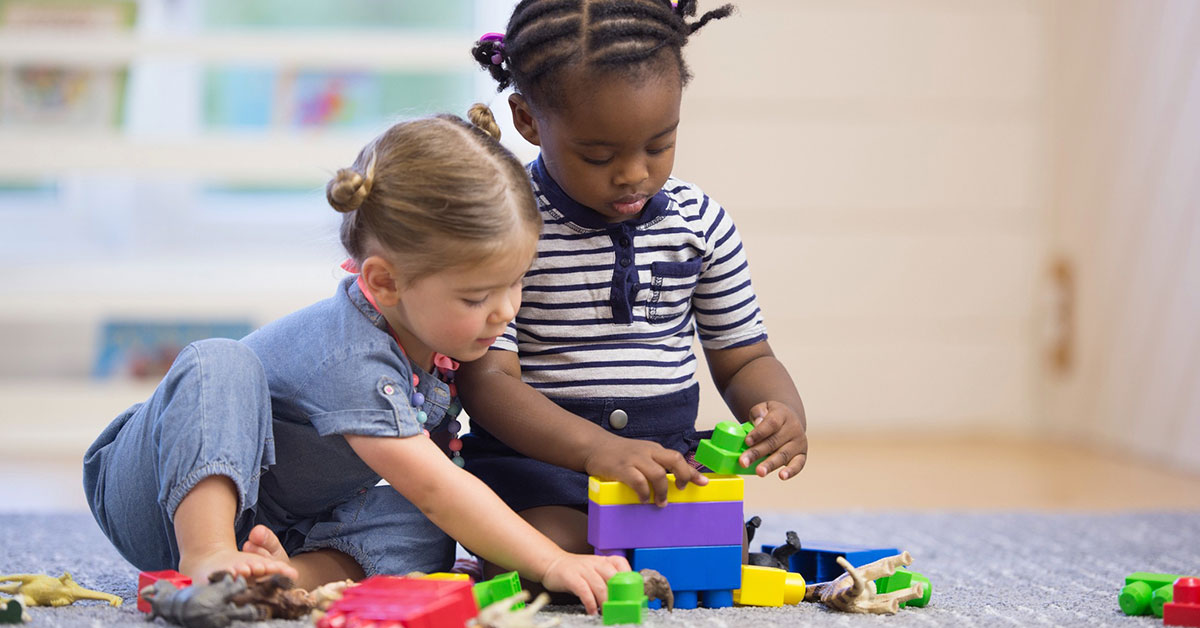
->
xmin=803 ymin=551 xmax=925 ymax=614
xmin=0 ymin=573 xmax=123 ymax=607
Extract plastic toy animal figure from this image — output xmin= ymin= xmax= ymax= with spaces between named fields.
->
xmin=140 ymin=571 xmax=258 ymax=628
xmin=229 ymin=574 xmax=313 ymax=620
xmin=743 ymin=518 xmax=802 ymax=570
xmin=474 ymin=591 xmax=558 ymax=628
xmin=804 ymin=551 xmax=925 ymax=614
xmin=0 ymin=573 xmax=122 ymax=607
xmin=640 ymin=568 xmax=674 ymax=611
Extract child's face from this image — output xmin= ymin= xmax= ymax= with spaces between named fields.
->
xmin=515 ymin=67 xmax=683 ymax=222
xmin=394 ymin=233 xmax=537 ymax=363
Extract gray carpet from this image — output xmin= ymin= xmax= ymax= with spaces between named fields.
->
xmin=2 ymin=510 xmax=1198 ymax=627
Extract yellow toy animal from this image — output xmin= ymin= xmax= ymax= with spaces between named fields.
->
xmin=0 ymin=573 xmax=122 ymax=607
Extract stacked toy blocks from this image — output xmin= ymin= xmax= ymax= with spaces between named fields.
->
xmin=316 ymin=575 xmax=477 ymax=628
xmin=588 ymin=473 xmax=744 ymax=609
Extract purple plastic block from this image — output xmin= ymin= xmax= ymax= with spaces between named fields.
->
xmin=587 ymin=500 xmax=743 ymax=551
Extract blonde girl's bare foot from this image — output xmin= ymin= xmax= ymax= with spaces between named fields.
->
xmin=242 ymin=524 xmax=291 ymax=564
xmin=179 ymin=544 xmax=299 ymax=584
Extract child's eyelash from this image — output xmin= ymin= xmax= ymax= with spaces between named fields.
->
xmin=464 ymin=297 xmax=488 ymax=307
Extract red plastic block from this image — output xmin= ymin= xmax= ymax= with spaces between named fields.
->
xmin=587 ymin=500 xmax=743 ymax=552
xmin=137 ymin=570 xmax=192 ymax=613
xmin=317 ymin=576 xmax=478 ymax=628
xmin=1165 ymin=578 xmax=1200 ymax=627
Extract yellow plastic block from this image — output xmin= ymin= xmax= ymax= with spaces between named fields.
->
xmin=733 ymin=565 xmax=806 ymax=607
xmin=783 ymin=572 xmax=806 ymax=605
xmin=420 ymin=572 xmax=472 ymax=581
xmin=587 ymin=473 xmax=744 ymax=505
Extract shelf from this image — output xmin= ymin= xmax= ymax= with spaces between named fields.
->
xmin=0 ymin=129 xmax=368 ymax=182
xmin=0 ymin=30 xmax=476 ymax=70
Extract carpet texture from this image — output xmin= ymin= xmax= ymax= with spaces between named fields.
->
xmin=2 ymin=510 xmax=1197 ymax=627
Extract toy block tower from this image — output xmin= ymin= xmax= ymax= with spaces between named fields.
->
xmin=588 ymin=472 xmax=745 ymax=609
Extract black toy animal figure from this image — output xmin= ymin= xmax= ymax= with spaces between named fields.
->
xmin=139 ymin=571 xmax=259 ymax=628
xmin=744 ymin=517 xmax=803 ymax=570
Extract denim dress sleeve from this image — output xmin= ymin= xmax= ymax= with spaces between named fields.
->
xmin=299 ymin=347 xmax=425 ymax=439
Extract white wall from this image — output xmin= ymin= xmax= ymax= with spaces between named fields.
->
xmin=675 ymin=0 xmax=1052 ymax=434
xmin=1043 ymin=0 xmax=1200 ymax=471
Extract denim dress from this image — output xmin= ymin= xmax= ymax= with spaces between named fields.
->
xmin=83 ymin=277 xmax=458 ymax=576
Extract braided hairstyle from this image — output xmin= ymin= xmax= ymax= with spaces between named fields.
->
xmin=472 ymin=0 xmax=734 ymax=108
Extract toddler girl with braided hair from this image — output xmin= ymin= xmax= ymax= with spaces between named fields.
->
xmin=459 ymin=0 xmax=809 ymax=592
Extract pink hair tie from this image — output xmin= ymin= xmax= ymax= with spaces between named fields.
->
xmin=340 ymin=258 xmax=360 ymax=273
xmin=480 ymin=31 xmax=505 ymax=65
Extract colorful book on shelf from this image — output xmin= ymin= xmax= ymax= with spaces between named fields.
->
xmin=0 ymin=0 xmax=137 ymax=128
xmin=93 ymin=320 xmax=256 ymax=379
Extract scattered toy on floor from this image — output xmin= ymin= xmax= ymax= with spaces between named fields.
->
xmin=875 ymin=567 xmax=932 ymax=608
xmin=804 ymin=551 xmax=925 ymax=614
xmin=639 ymin=569 xmax=673 ymax=612
xmin=474 ymin=571 xmax=525 ymax=611
xmin=228 ymin=573 xmax=313 ymax=620
xmin=0 ymin=597 xmax=30 ymax=624
xmin=0 ymin=573 xmax=122 ymax=608
xmin=732 ymin=565 xmax=806 ymax=607
xmin=1163 ymin=577 xmax=1200 ymax=627
xmin=1120 ymin=572 xmax=1193 ymax=617
xmin=138 ymin=570 xmax=193 ymax=613
xmin=747 ymin=528 xmax=802 ymax=570
xmin=307 ymin=579 xmax=355 ymax=622
xmin=139 ymin=571 xmax=258 ymax=628
xmin=474 ymin=591 xmax=558 ymax=628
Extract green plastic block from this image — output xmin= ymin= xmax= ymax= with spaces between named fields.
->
xmin=694 ymin=420 xmax=764 ymax=475
xmin=602 ymin=572 xmax=648 ymax=625
xmin=1119 ymin=581 xmax=1153 ymax=615
xmin=0 ymin=599 xmax=23 ymax=625
xmin=473 ymin=571 xmax=524 ymax=610
xmin=1151 ymin=583 xmax=1173 ymax=618
xmin=1121 ymin=573 xmax=1190 ymax=616
xmin=875 ymin=568 xmax=932 ymax=608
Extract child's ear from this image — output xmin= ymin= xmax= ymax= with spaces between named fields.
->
xmin=360 ymin=255 xmax=401 ymax=307
xmin=508 ymin=93 xmax=542 ymax=146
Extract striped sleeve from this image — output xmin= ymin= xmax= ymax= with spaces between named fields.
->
xmin=490 ymin=320 xmax=519 ymax=353
xmin=692 ymin=197 xmax=767 ymax=349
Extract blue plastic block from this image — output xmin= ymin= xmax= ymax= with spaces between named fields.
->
xmin=761 ymin=540 xmax=899 ymax=583
xmin=702 ymin=590 xmax=734 ymax=608
xmin=630 ymin=545 xmax=742 ymax=592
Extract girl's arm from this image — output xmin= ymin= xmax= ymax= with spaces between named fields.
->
xmin=457 ymin=351 xmax=706 ymax=506
xmin=345 ymin=432 xmax=627 ymax=615
xmin=704 ymin=339 xmax=808 ymax=479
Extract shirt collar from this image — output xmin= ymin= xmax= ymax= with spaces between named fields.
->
xmin=531 ymin=154 xmax=669 ymax=231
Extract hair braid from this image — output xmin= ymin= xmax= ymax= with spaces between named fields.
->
xmin=472 ymin=0 xmax=734 ymax=107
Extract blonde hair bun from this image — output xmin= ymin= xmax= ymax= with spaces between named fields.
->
xmin=327 ymin=156 xmax=376 ymax=213
xmin=467 ymin=103 xmax=502 ymax=141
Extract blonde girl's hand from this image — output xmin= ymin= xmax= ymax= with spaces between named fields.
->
xmin=583 ymin=436 xmax=708 ymax=507
xmin=539 ymin=551 xmax=630 ymax=615
xmin=741 ymin=400 xmax=808 ymax=479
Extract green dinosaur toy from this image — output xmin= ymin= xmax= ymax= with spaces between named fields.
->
xmin=0 ymin=573 xmax=122 ymax=608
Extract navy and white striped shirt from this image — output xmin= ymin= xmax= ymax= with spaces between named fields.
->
xmin=491 ymin=157 xmax=767 ymax=399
